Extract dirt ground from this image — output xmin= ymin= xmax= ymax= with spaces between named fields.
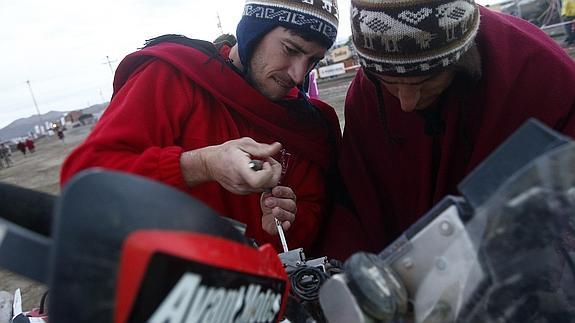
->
xmin=0 ymin=127 xmax=92 ymax=194
xmin=0 ymin=126 xmax=92 ymax=311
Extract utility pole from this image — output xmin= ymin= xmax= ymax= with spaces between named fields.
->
xmin=26 ymin=80 xmax=44 ymax=127
xmin=99 ymin=89 xmax=106 ymax=103
xmin=103 ymin=56 xmax=117 ymax=74
xmin=513 ymin=0 xmax=522 ymax=19
xmin=216 ymin=12 xmax=224 ymax=35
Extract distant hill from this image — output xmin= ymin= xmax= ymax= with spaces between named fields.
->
xmin=0 ymin=103 xmax=108 ymax=141
xmin=82 ymin=103 xmax=108 ymax=116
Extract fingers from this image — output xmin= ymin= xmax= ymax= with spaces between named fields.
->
xmin=242 ymin=160 xmax=281 ymax=190
xmin=261 ymin=186 xmax=297 ymax=235
xmin=262 ymin=218 xmax=278 ymax=235
xmin=262 ymin=198 xmax=296 ymax=219
xmin=262 ymin=187 xmax=297 ymax=216
xmin=264 ymin=201 xmax=296 ymax=223
xmin=271 ymin=186 xmax=296 ymax=200
xmin=239 ymin=138 xmax=282 ymax=158
xmin=262 ymin=158 xmax=282 ymax=187
xmin=202 ymin=137 xmax=283 ymax=194
xmin=233 ymin=138 xmax=282 ymax=190
xmin=262 ymin=217 xmax=292 ymax=235
xmin=281 ymin=221 xmax=291 ymax=231
xmin=220 ymin=182 xmax=262 ymax=195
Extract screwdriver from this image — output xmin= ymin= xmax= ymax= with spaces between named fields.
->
xmin=275 ymin=218 xmax=289 ymax=253
xmin=249 ymin=160 xmax=289 ymax=252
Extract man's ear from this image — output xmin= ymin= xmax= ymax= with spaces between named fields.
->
xmin=452 ymin=44 xmax=482 ymax=81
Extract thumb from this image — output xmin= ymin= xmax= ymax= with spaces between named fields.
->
xmin=243 ymin=141 xmax=282 ymax=158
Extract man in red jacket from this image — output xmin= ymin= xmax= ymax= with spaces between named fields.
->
xmin=61 ymin=0 xmax=341 ymax=251
xmin=319 ymin=0 xmax=575 ymax=260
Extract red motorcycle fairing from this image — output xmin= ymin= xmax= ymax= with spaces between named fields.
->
xmin=115 ymin=231 xmax=289 ymax=323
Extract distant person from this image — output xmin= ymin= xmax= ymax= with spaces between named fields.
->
xmin=25 ymin=138 xmax=35 ymax=153
xmin=0 ymin=146 xmax=5 ymax=169
xmin=213 ymin=33 xmax=237 ymax=47
xmin=61 ymin=0 xmax=341 ymax=251
xmin=563 ymin=0 xmax=575 ymax=46
xmin=16 ymin=141 xmax=26 ymax=156
xmin=0 ymin=144 xmax=13 ymax=168
xmin=303 ymin=71 xmax=320 ymax=99
xmin=57 ymin=129 xmax=65 ymax=143
xmin=318 ymin=0 xmax=575 ymax=260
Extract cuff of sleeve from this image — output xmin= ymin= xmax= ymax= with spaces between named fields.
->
xmin=158 ymin=146 xmax=188 ymax=190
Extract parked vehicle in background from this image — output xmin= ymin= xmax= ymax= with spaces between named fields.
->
xmin=498 ymin=0 xmax=563 ymax=26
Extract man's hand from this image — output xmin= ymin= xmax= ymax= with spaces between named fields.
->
xmin=261 ymin=186 xmax=297 ymax=235
xmin=180 ymin=137 xmax=282 ymax=194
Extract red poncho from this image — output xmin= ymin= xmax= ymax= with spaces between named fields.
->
xmin=325 ymin=7 xmax=575 ymax=259
xmin=61 ymin=39 xmax=341 ymax=251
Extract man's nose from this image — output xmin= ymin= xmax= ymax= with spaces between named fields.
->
xmin=288 ymin=60 xmax=309 ymax=86
xmin=396 ymin=86 xmax=421 ymax=112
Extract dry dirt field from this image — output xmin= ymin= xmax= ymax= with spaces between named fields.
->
xmin=0 ymin=126 xmax=92 ymax=311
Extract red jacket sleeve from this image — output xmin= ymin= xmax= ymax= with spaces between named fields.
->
xmin=60 ymin=60 xmax=195 ymax=191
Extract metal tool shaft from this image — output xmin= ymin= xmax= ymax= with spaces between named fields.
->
xmin=248 ymin=160 xmax=264 ymax=171
xmin=249 ymin=160 xmax=288 ymax=251
xmin=276 ymin=218 xmax=289 ymax=253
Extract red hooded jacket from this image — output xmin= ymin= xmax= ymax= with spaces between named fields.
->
xmin=61 ymin=39 xmax=341 ymax=251
xmin=319 ymin=7 xmax=575 ymax=260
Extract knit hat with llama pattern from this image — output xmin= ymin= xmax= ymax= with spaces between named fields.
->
xmin=351 ymin=0 xmax=480 ymax=76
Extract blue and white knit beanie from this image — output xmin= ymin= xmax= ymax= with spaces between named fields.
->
xmin=236 ymin=0 xmax=339 ymax=66
xmin=351 ymin=0 xmax=480 ymax=76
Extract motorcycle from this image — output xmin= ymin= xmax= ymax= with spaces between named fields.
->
xmin=320 ymin=119 xmax=575 ymax=322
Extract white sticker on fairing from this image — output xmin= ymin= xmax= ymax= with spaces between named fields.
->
xmin=148 ymin=273 xmax=282 ymax=323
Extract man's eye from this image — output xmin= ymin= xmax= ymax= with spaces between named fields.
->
xmin=284 ymin=45 xmax=297 ymax=55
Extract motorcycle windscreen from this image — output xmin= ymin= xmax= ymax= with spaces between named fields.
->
xmin=458 ymin=142 xmax=575 ymax=322
xmin=401 ymin=143 xmax=575 ymax=322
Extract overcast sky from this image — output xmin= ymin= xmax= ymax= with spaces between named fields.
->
xmin=0 ymin=0 xmax=495 ymax=130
